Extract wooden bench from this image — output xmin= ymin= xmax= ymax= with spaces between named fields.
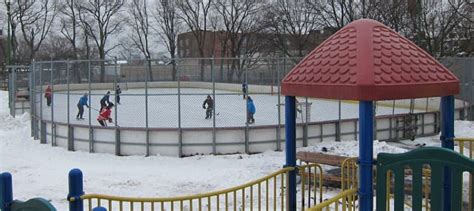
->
xmin=297 ymin=151 xmax=350 ymax=167
xmin=297 ymin=151 xmax=356 ymax=188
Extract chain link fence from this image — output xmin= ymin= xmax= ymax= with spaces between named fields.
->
xmin=4 ymin=57 xmax=472 ymax=156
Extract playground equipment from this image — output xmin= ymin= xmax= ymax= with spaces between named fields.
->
xmin=281 ymin=19 xmax=461 ymax=210
xmin=65 ymin=164 xmax=323 ymax=211
xmin=0 ymin=173 xmax=56 ymax=211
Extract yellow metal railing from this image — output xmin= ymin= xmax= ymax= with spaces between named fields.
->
xmin=299 ymin=163 xmax=324 ymax=208
xmin=341 ymin=158 xmax=358 ymax=191
xmin=455 ymin=138 xmax=474 ymax=211
xmin=72 ymin=164 xmax=325 ymax=211
xmin=306 ymin=189 xmax=358 ymax=211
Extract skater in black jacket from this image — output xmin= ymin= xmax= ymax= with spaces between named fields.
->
xmin=100 ymin=91 xmax=111 ymax=110
xmin=202 ymin=95 xmax=214 ymax=119
xmin=115 ymin=85 xmax=122 ymax=104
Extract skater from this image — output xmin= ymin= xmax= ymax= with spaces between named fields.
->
xmin=97 ymin=103 xmax=114 ymax=126
xmin=76 ymin=93 xmax=89 ymax=120
xmin=242 ymin=82 xmax=248 ymax=99
xmin=247 ymin=96 xmax=256 ymax=124
xmin=100 ymin=91 xmax=111 ymax=109
xmin=115 ymin=85 xmax=122 ymax=104
xmin=295 ymin=98 xmax=302 ymax=116
xmin=44 ymin=85 xmax=52 ymax=106
xmin=202 ymin=95 xmax=214 ymax=119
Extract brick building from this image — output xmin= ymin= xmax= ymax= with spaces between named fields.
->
xmin=177 ymin=30 xmax=332 ymax=59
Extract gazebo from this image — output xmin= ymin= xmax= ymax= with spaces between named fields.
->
xmin=281 ymin=19 xmax=459 ymax=210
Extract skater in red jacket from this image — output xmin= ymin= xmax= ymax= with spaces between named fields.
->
xmin=44 ymin=85 xmax=52 ymax=106
xmin=97 ymin=103 xmax=114 ymax=126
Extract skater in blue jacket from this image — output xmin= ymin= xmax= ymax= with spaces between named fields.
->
xmin=76 ymin=93 xmax=89 ymax=120
xmin=247 ymin=96 xmax=256 ymax=124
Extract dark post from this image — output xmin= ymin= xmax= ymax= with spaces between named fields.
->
xmin=441 ymin=95 xmax=454 ymax=211
xmin=0 ymin=173 xmax=13 ymax=211
xmin=68 ymin=169 xmax=84 ymax=211
xmin=359 ymin=100 xmax=374 ymax=211
xmin=285 ymin=96 xmax=296 ymax=211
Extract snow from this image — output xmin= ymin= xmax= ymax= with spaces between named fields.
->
xmin=37 ymin=88 xmax=418 ymax=128
xmin=1 ymin=90 xmax=473 ymax=210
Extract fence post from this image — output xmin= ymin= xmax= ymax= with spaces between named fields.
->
xmin=67 ymin=61 xmax=74 ymax=151
xmin=68 ymin=169 xmax=84 ymax=211
xmin=244 ymin=60 xmax=249 ymax=154
xmin=88 ymin=61 xmax=93 ymax=153
xmin=276 ymin=58 xmax=282 ymax=151
xmin=145 ymin=59 xmax=150 ymax=156
xmin=336 ymin=100 xmax=341 ymax=142
xmin=178 ymin=59 xmax=183 ymax=157
xmin=11 ymin=69 xmax=16 ymax=117
xmin=50 ymin=59 xmax=55 ymax=146
xmin=30 ymin=65 xmax=35 ymax=138
xmin=40 ymin=63 xmax=44 ymax=144
xmin=303 ymin=97 xmax=309 ymax=146
xmin=211 ymin=58 xmax=217 ymax=154
xmin=0 ymin=172 xmax=13 ymax=211
xmin=114 ymin=58 xmax=120 ymax=156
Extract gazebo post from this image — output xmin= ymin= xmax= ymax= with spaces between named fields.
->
xmin=285 ymin=96 xmax=296 ymax=211
xmin=441 ymin=95 xmax=455 ymax=210
xmin=359 ymin=100 xmax=374 ymax=211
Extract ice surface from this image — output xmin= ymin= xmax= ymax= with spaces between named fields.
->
xmin=37 ymin=88 xmax=417 ymax=128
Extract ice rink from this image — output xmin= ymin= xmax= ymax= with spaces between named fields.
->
xmin=37 ymin=88 xmax=417 ymax=128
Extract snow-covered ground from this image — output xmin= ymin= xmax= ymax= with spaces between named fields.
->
xmin=1 ymin=90 xmax=473 ymax=210
xmin=37 ymin=88 xmax=418 ymax=128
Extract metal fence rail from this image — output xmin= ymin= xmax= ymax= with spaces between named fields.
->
xmin=68 ymin=164 xmax=323 ymax=211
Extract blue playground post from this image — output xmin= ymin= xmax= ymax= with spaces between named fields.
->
xmin=68 ymin=169 xmax=84 ymax=211
xmin=441 ymin=95 xmax=454 ymax=211
xmin=0 ymin=173 xmax=13 ymax=211
xmin=359 ymin=101 xmax=374 ymax=211
xmin=285 ymin=96 xmax=296 ymax=211
xmin=93 ymin=206 xmax=107 ymax=211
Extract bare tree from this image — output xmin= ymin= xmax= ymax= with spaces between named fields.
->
xmin=176 ymin=0 xmax=213 ymax=81
xmin=128 ymin=0 xmax=153 ymax=80
xmin=410 ymin=0 xmax=470 ymax=57
xmin=59 ymin=0 xmax=80 ymax=59
xmin=155 ymin=0 xmax=182 ymax=81
xmin=214 ymin=0 xmax=261 ymax=81
xmin=15 ymin=0 xmax=57 ymax=61
xmin=59 ymin=0 xmax=84 ymax=82
xmin=372 ymin=0 xmax=410 ymax=33
xmin=265 ymin=0 xmax=319 ymax=58
xmin=78 ymin=0 xmax=125 ymax=82
xmin=3 ymin=0 xmax=20 ymax=64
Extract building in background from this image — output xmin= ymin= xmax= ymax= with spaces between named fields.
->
xmin=177 ymin=30 xmax=332 ymax=60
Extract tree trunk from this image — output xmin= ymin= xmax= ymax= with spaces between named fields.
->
xmin=147 ymin=58 xmax=153 ymax=81
xmin=99 ymin=48 xmax=105 ymax=82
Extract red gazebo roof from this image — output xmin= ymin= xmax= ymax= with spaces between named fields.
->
xmin=281 ymin=19 xmax=459 ymax=100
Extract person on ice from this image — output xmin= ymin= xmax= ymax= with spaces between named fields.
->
xmin=100 ymin=91 xmax=111 ymax=109
xmin=44 ymin=85 xmax=52 ymax=106
xmin=242 ymin=81 xmax=248 ymax=99
xmin=76 ymin=93 xmax=89 ymax=120
xmin=247 ymin=96 xmax=256 ymax=124
xmin=202 ymin=95 xmax=214 ymax=119
xmin=97 ymin=103 xmax=114 ymax=126
xmin=115 ymin=85 xmax=122 ymax=104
